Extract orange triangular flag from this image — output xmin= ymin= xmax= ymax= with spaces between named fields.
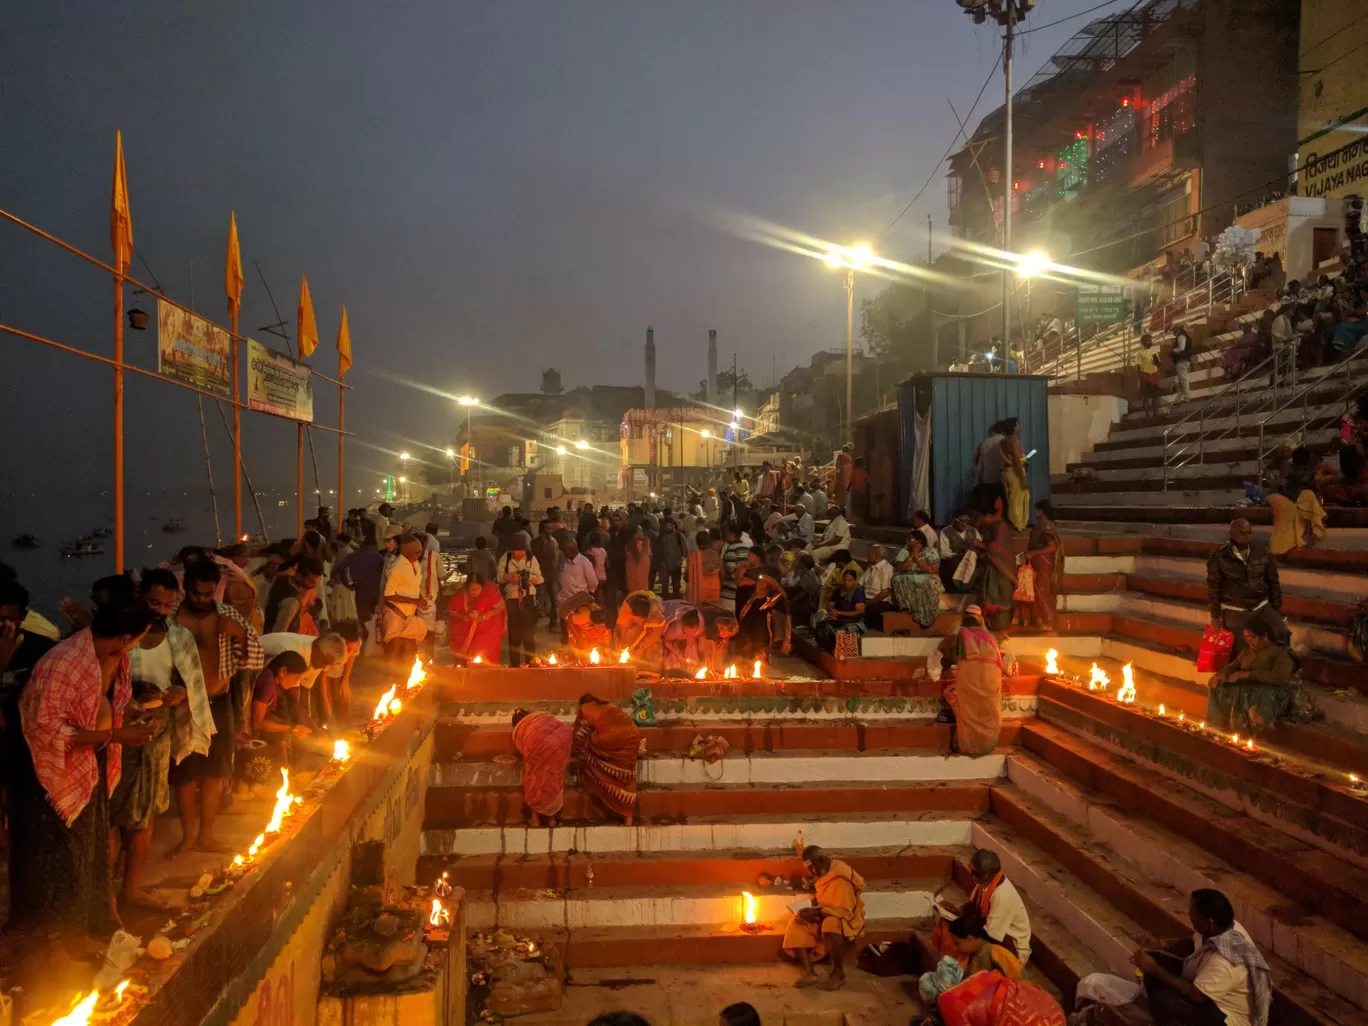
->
xmin=297 ymin=275 xmax=318 ymax=358
xmin=111 ymin=131 xmax=133 ymax=275
xmin=225 ymin=212 xmax=243 ymax=322
xmin=337 ymin=304 xmax=352 ymax=378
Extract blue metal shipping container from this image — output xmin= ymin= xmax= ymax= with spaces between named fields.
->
xmin=896 ymin=373 xmax=1051 ymax=527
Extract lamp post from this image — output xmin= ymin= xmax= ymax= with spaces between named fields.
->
xmin=399 ymin=453 xmax=410 ymax=504
xmin=823 ymin=244 xmax=873 ymax=445
xmin=457 ymin=396 xmax=478 ymax=479
xmin=445 ymin=447 xmax=456 ymax=491
xmin=1016 ymin=250 xmax=1050 ymax=373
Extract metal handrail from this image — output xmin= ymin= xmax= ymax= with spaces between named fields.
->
xmin=1256 ymin=342 xmax=1368 ymax=473
xmin=1160 ymin=348 xmax=1280 ymax=489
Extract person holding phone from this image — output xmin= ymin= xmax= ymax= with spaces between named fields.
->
xmin=1000 ymin=418 xmax=1031 ymax=531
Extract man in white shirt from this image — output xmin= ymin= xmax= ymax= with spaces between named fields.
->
xmin=811 ymin=507 xmax=851 ymax=564
xmin=969 ymin=849 xmax=1031 ymax=964
xmin=1131 ymin=888 xmax=1269 ymax=1026
xmin=258 ymin=631 xmax=347 ymax=725
xmin=381 ymin=535 xmax=425 ymax=667
xmin=809 ymin=483 xmax=829 ymax=516
xmin=557 ymin=538 xmax=598 ymax=609
xmin=860 ymin=544 xmax=894 ymax=630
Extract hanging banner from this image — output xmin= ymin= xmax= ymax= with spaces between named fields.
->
xmin=157 ymin=299 xmax=231 ymax=394
xmin=1076 ymin=284 xmax=1125 ymax=326
xmin=247 ymin=338 xmax=314 ymax=422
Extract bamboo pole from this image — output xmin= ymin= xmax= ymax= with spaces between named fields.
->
xmin=197 ymin=396 xmax=221 ymax=544
xmin=297 ymin=422 xmax=305 ymax=536
xmin=231 ymin=308 xmax=242 ymax=539
xmin=306 ymin=421 xmax=322 ymax=512
xmin=338 ymin=384 xmax=345 ymax=516
xmin=114 ymin=277 xmax=125 ymax=572
xmin=213 ymin=399 xmax=268 ymax=542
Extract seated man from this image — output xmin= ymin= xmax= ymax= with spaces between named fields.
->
xmin=1207 ymin=620 xmax=1313 ymax=735
xmin=782 ymin=845 xmax=866 ymax=991
xmin=935 ymin=848 xmax=1031 ymax=964
xmin=810 ymin=505 xmax=852 ymax=564
xmin=1130 ymin=888 xmax=1271 ymax=1026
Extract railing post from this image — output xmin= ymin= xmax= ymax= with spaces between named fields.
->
xmin=1162 ymin=426 xmax=1169 ymax=491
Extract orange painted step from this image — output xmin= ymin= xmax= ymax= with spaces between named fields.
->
xmin=1143 ymin=534 xmax=1368 ymax=572
xmin=424 ymin=781 xmax=992 ymax=828
xmin=1125 ymin=572 xmax=1351 ymax=625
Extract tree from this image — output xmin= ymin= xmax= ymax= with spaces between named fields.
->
xmin=693 ymin=367 xmax=753 ymax=402
xmin=860 ymin=283 xmax=933 ymax=378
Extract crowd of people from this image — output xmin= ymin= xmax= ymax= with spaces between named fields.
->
xmin=0 ymin=502 xmax=454 ymax=948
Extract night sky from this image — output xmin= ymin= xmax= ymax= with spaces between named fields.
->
xmin=1 ymin=0 xmax=1108 ymax=505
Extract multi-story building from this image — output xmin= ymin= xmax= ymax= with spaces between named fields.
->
xmin=1298 ymin=0 xmax=1368 ymax=201
xmin=619 ymin=407 xmax=729 ymax=499
xmin=947 ymin=0 xmax=1300 ymax=339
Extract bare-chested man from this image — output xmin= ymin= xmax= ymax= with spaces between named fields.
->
xmin=170 ymin=559 xmax=263 ymax=856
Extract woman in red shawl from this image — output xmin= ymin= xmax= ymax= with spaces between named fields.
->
xmin=574 ymin=694 xmax=641 ymax=825
xmin=512 ymin=708 xmax=573 ymax=827
xmin=447 ymin=574 xmax=506 ymax=665
xmin=624 ymin=526 xmax=653 ymax=594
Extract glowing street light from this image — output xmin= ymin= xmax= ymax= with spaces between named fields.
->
xmin=456 ymin=396 xmax=479 ymax=407
xmin=1016 ymin=250 xmax=1051 ymax=278
xmin=575 ymin=439 xmax=589 ymax=450
xmin=700 ymin=429 xmax=711 ymax=438
xmin=556 ymin=445 xmax=568 ymax=455
xmin=400 ymin=452 xmax=410 ymax=461
xmin=822 ymin=242 xmax=875 ymax=445
xmin=445 ymin=448 xmax=455 ymax=458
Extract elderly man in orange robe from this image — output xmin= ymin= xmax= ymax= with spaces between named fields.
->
xmin=782 ymin=845 xmax=866 ymax=990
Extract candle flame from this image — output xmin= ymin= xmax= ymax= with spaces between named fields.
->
xmin=741 ymin=890 xmax=757 ymax=925
xmin=429 ymin=897 xmax=451 ymax=927
xmin=1232 ymin=733 xmax=1240 ymax=745
xmin=1115 ymin=663 xmax=1136 ymax=704
xmin=114 ymin=981 xmax=130 ymax=1003
xmin=233 ymin=854 xmax=245 ymax=867
xmin=1246 ymin=739 xmax=1256 ymax=751
xmin=1044 ymin=648 xmax=1059 ymax=674
xmin=405 ymin=656 xmax=427 ymax=690
xmin=50 ymin=990 xmax=99 ymax=1026
xmin=1178 ymin=712 xmax=1185 ymax=722
xmin=589 ymin=648 xmax=601 ymax=665
xmin=388 ymin=697 xmax=403 ymax=715
xmin=372 ymin=684 xmax=398 ymax=722
xmin=265 ymin=768 xmax=297 ymax=835
xmin=752 ymin=660 xmax=762 ymax=679
xmin=1088 ymin=664 xmax=1110 ymax=690
xmin=619 ymin=648 xmax=631 ymax=664
xmin=333 ymin=739 xmax=351 ymax=762
xmin=548 ymin=653 xmax=558 ymax=666
xmin=695 ymin=666 xmax=708 ymax=679
xmin=435 ymin=870 xmax=452 ymax=898
xmin=724 ymin=664 xmax=738 ymax=679
xmin=1158 ymin=704 xmax=1166 ymax=716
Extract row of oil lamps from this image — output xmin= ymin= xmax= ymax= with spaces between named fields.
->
xmin=464 ymin=646 xmax=767 ymax=680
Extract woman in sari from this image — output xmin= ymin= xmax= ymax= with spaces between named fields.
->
xmin=624 ymin=526 xmax=653 ymax=594
xmin=447 ymin=574 xmax=506 ymax=665
xmin=920 ymin=915 xmax=1023 ymax=1002
xmin=574 ymin=694 xmax=641 ymax=825
xmin=1020 ymin=500 xmax=1063 ymax=632
xmin=1000 ymin=418 xmax=1030 ymax=532
xmin=1269 ymin=446 xmax=1327 ymax=555
xmin=976 ymin=511 xmax=1017 ymax=631
xmin=815 ymin=569 xmax=866 ymax=653
xmin=512 ymin=708 xmax=573 ymax=828
xmin=735 ymin=573 xmax=792 ymax=659
xmin=662 ymin=601 xmax=707 ymax=671
xmin=892 ymin=533 xmax=944 ymax=629
xmin=686 ymin=531 xmax=722 ymax=607
xmin=614 ymin=590 xmax=666 ymax=668
xmin=937 ymin=605 xmax=1003 ymax=755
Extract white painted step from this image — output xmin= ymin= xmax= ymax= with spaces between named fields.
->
xmin=1062 ymin=521 xmax=1368 ymax=551
xmin=465 ymin=882 xmax=937 ymax=930
xmin=1052 ymin=459 xmax=1258 ymax=487
xmin=431 ymin=750 xmax=1008 ymax=788
xmin=423 ymin=814 xmax=975 ymax=857
xmin=1133 ymin=554 xmax=1368 ymax=602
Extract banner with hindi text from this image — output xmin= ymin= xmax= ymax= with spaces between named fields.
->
xmin=157 ymin=299 xmax=231 ymax=394
xmin=247 ymin=338 xmax=314 ymax=422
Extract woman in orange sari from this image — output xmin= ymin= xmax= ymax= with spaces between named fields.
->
xmin=447 ymin=575 xmax=507 ymax=665
xmin=938 ymin=605 xmax=1003 ymax=756
xmin=512 ymin=708 xmax=573 ymax=827
xmin=574 ymin=695 xmax=641 ymax=824
xmin=624 ymin=526 xmax=653 ymax=594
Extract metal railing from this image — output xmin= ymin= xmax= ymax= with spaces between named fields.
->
xmin=1160 ymin=348 xmax=1281 ymax=490
xmin=1037 ymin=271 xmax=1246 ymax=382
xmin=1256 ymin=343 xmax=1368 ymax=477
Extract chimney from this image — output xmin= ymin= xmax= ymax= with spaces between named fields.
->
xmin=707 ymin=329 xmax=718 ymax=406
xmin=645 ymin=326 xmax=656 ymax=410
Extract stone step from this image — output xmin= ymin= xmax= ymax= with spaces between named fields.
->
xmin=976 ymin=785 xmax=1368 ymax=1026
xmin=423 ymin=802 xmax=983 ymax=856
xmin=1052 ymin=459 xmax=1259 ymax=486
xmin=420 ymin=846 xmax=959 ymax=894
xmin=1071 ymin=441 xmax=1262 ymax=472
xmin=429 ymin=748 xmax=1009 ymax=788
xmin=464 ymin=879 xmax=941 ymax=931
xmin=1140 ymin=532 xmax=1368 ymax=566
xmin=1002 ymin=754 xmax=1368 ymax=1011
xmin=1099 ymin=405 xmax=1343 ymax=450
xmin=1121 ymin=366 xmax=1355 ymax=426
xmin=1052 ymin=487 xmax=1247 ymax=507
xmin=1022 ymin=714 xmax=1368 ymax=925
xmin=435 ymin=719 xmax=1026 ymax=761
xmin=1054 ymin=505 xmax=1368 ymax=528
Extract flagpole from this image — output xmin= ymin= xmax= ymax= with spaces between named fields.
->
xmin=297 ymin=422 xmax=305 ymax=536
xmin=338 ymin=383 xmax=345 ymax=514
xmin=114 ymin=272 xmax=125 ymax=572
xmin=231 ymin=306 xmax=242 ymax=540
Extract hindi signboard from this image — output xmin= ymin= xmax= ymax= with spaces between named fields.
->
xmin=157 ymin=300 xmax=231 ymax=394
xmin=1302 ymin=117 xmax=1368 ymax=200
xmin=247 ymin=339 xmax=314 ymax=422
xmin=1076 ymin=284 xmax=1125 ymax=326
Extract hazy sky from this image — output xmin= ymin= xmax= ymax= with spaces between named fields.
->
xmin=1 ymin=0 xmax=1109 ymax=504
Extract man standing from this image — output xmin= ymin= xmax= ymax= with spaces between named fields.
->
xmin=467 ymin=536 xmax=498 ymax=585
xmin=657 ymin=518 xmax=687 ymax=599
xmin=491 ymin=506 xmax=517 ymax=555
xmin=381 ymin=535 xmax=426 ymax=668
xmin=171 ymin=560 xmax=264 ymax=856
xmin=1171 ymin=325 xmax=1195 ymax=403
xmin=499 ymin=531 xmax=543 ymax=666
xmin=0 ymin=580 xmax=56 ymax=728
xmin=557 ymin=538 xmax=598 ymax=638
xmin=532 ymin=521 xmax=563 ymax=631
xmin=10 ymin=598 xmax=157 ymax=938
xmin=368 ymin=502 xmax=394 ymax=544
xmin=972 ymin=420 xmax=1007 ymax=515
xmin=1207 ymin=518 xmax=1289 ymax=658
xmin=264 ymin=556 xmax=324 ymax=635
xmin=721 ymin=524 xmax=751 ymax=611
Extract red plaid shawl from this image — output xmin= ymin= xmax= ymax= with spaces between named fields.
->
xmin=20 ymin=629 xmax=132 ymax=825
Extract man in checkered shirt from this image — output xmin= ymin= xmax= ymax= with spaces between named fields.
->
xmin=170 ymin=559 xmax=263 ymax=856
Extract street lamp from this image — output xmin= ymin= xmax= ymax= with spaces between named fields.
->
xmin=1016 ymin=250 xmax=1050 ymax=372
xmin=823 ymin=243 xmax=874 ymax=445
xmin=575 ymin=439 xmax=589 ymax=450
xmin=456 ymin=396 xmax=479 ymax=478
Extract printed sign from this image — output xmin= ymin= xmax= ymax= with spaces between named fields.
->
xmin=157 ymin=300 xmax=231 ymax=394
xmin=1076 ymin=284 xmax=1126 ymax=326
xmin=1302 ymin=118 xmax=1368 ymax=200
xmin=247 ymin=339 xmax=314 ymax=422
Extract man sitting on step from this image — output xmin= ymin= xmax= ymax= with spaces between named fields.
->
xmin=967 ymin=849 xmax=1031 ymax=963
xmin=1130 ymin=888 xmax=1271 ymax=1026
xmin=782 ymin=845 xmax=866 ymax=991
xmin=1206 ymin=519 xmax=1290 ymax=659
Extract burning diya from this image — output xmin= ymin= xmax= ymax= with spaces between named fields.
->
xmin=1087 ymin=664 xmax=1110 ymax=691
xmin=738 ymin=890 xmax=769 ymax=934
xmin=1115 ymin=663 xmax=1137 ymax=704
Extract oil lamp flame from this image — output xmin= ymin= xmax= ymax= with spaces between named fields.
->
xmin=1158 ymin=704 xmax=1166 ymax=716
xmin=1246 ymin=739 xmax=1256 ymax=751
xmin=1044 ymin=648 xmax=1059 ymax=675
xmin=51 ymin=990 xmax=99 ymax=1026
xmin=333 ymin=739 xmax=351 ymax=762
xmin=752 ymin=660 xmax=762 ymax=679
xmin=435 ymin=870 xmax=452 ymax=898
xmin=1115 ymin=663 xmax=1136 ymax=704
xmin=1087 ymin=664 xmax=1110 ymax=691
xmin=114 ymin=981 xmax=130 ymax=1003
xmin=472 ymin=655 xmax=482 ymax=663
xmin=724 ymin=664 xmax=738 ymax=679
xmin=695 ymin=666 xmax=708 ymax=679
xmin=388 ymin=697 xmax=403 ymax=715
xmin=619 ymin=648 xmax=631 ymax=664
xmin=548 ymin=653 xmax=558 ymax=666
xmin=741 ymin=890 xmax=757 ymax=925
xmin=429 ymin=897 xmax=451 ymax=927
xmin=372 ymin=684 xmax=398 ymax=722
xmin=589 ymin=648 xmax=601 ymax=665
xmin=265 ymin=768 xmax=297 ymax=835
xmin=405 ymin=656 xmax=427 ymax=690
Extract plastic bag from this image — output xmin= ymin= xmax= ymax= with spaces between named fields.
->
xmin=952 ymin=549 xmax=978 ymax=586
xmin=1076 ymin=973 xmax=1143 ymax=1008
xmin=925 ymin=648 xmax=943 ymax=682
xmin=630 ymin=686 xmax=657 ymax=726
xmin=1013 ymin=564 xmax=1035 ymax=603
xmin=1197 ymin=623 xmax=1234 ymax=672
